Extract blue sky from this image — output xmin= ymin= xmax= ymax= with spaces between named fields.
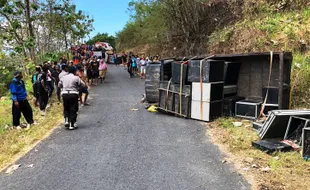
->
xmin=74 ymin=0 xmax=132 ymax=39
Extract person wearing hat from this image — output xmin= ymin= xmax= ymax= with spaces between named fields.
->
xmin=9 ymin=71 xmax=34 ymax=130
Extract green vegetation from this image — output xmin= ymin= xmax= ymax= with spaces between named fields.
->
xmin=0 ymin=96 xmax=63 ymax=170
xmin=116 ymin=0 xmax=166 ymax=54
xmin=210 ymin=118 xmax=310 ymax=190
xmin=86 ymin=33 xmax=116 ymax=49
xmin=0 ymin=79 xmax=63 ymax=170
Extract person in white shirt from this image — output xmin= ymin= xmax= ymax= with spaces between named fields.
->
xmin=139 ymin=58 xmax=147 ymax=79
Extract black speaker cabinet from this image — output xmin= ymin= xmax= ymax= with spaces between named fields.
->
xmin=187 ymin=60 xmax=225 ymax=83
xmin=172 ymin=62 xmax=188 ymax=84
xmin=145 ymin=64 xmax=161 ymax=103
xmin=302 ymin=128 xmax=310 ymax=157
xmin=223 ymin=96 xmax=245 ymax=117
xmin=284 ymin=116 xmax=310 ymax=145
xmin=224 ymin=62 xmax=241 ymax=85
xmin=160 ymin=59 xmax=174 ymax=81
xmin=263 ymin=104 xmax=279 ymax=115
xmin=262 ymin=86 xmax=289 ymax=108
xmin=236 ymin=100 xmax=263 ymax=120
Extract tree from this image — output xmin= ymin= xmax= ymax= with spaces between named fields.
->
xmin=0 ymin=0 xmax=38 ymax=58
xmin=0 ymin=0 xmax=94 ymax=59
xmin=116 ymin=0 xmax=166 ymax=52
xmin=86 ymin=33 xmax=116 ymax=48
xmin=53 ymin=0 xmax=94 ymax=58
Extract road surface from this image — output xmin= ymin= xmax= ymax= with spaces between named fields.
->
xmin=0 ymin=65 xmax=249 ymax=190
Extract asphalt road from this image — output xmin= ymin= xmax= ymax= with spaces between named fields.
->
xmin=0 ymin=65 xmax=249 ymax=190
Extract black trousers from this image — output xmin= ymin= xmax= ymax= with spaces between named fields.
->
xmin=62 ymin=94 xmax=79 ymax=124
xmin=12 ymin=100 xmax=34 ymax=127
xmin=56 ymin=86 xmax=61 ymax=100
xmin=127 ymin=63 xmax=133 ymax=77
xmin=39 ymin=91 xmax=49 ymax=111
xmin=48 ymin=81 xmax=54 ymax=98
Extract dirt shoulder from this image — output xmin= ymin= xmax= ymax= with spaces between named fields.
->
xmin=0 ymin=97 xmax=63 ymax=171
xmin=206 ymin=118 xmax=310 ymax=190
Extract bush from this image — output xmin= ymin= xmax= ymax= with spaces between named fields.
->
xmin=0 ymin=55 xmax=31 ymax=97
xmin=291 ymin=53 xmax=310 ymax=108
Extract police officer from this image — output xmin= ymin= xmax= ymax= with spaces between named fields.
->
xmin=9 ymin=71 xmax=34 ymax=130
xmin=58 ymin=66 xmax=86 ymax=130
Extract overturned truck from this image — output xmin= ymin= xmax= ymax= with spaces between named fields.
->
xmin=145 ymin=52 xmax=292 ymax=122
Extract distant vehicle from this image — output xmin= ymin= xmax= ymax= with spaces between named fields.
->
xmin=95 ymin=42 xmax=113 ymax=51
xmin=93 ymin=51 xmax=102 ymax=58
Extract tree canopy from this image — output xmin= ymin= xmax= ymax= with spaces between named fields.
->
xmin=0 ymin=0 xmax=94 ymax=60
xmin=86 ymin=33 xmax=116 ymax=49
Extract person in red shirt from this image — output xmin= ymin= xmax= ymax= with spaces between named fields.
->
xmin=73 ymin=53 xmax=81 ymax=65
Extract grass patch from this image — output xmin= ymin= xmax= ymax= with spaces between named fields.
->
xmin=0 ymin=95 xmax=63 ymax=170
xmin=208 ymin=118 xmax=310 ymax=190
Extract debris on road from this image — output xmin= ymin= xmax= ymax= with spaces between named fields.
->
xmin=147 ymin=105 xmax=158 ymax=113
xmin=5 ymin=164 xmax=21 ymax=174
xmin=130 ymin=108 xmax=139 ymax=111
xmin=140 ymin=94 xmax=146 ymax=103
xmin=27 ymin=164 xmax=34 ymax=168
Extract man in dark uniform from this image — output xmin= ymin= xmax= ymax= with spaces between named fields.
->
xmin=58 ymin=66 xmax=86 ymax=130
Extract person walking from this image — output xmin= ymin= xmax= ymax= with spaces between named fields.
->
xmin=31 ymin=66 xmax=42 ymax=107
xmin=39 ymin=65 xmax=49 ymax=116
xmin=52 ymin=65 xmax=61 ymax=102
xmin=127 ymin=56 xmax=134 ymax=78
xmin=58 ymin=64 xmax=69 ymax=101
xmin=59 ymin=64 xmax=69 ymax=79
xmin=122 ymin=52 xmax=127 ymax=69
xmin=132 ymin=55 xmax=138 ymax=75
xmin=77 ymin=66 xmax=90 ymax=106
xmin=99 ymin=58 xmax=107 ymax=83
xmin=46 ymin=65 xmax=54 ymax=98
xmin=140 ymin=58 xmax=147 ymax=79
xmin=9 ymin=71 xmax=34 ymax=130
xmin=58 ymin=66 xmax=86 ymax=130
xmin=91 ymin=58 xmax=99 ymax=86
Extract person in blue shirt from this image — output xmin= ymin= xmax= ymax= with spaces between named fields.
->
xmin=9 ymin=71 xmax=34 ymax=130
xmin=132 ymin=56 xmax=138 ymax=75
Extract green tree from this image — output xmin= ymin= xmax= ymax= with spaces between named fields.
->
xmin=86 ymin=33 xmax=116 ymax=48
xmin=0 ymin=0 xmax=38 ymax=58
xmin=116 ymin=0 xmax=166 ymax=52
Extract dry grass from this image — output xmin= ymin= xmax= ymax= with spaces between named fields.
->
xmin=0 ymin=96 xmax=63 ymax=170
xmin=207 ymin=117 xmax=310 ymax=190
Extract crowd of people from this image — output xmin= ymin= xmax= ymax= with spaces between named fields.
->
xmin=120 ymin=52 xmax=160 ymax=79
xmin=9 ymin=54 xmax=108 ymax=131
xmin=8 ymin=48 xmax=161 ymax=131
